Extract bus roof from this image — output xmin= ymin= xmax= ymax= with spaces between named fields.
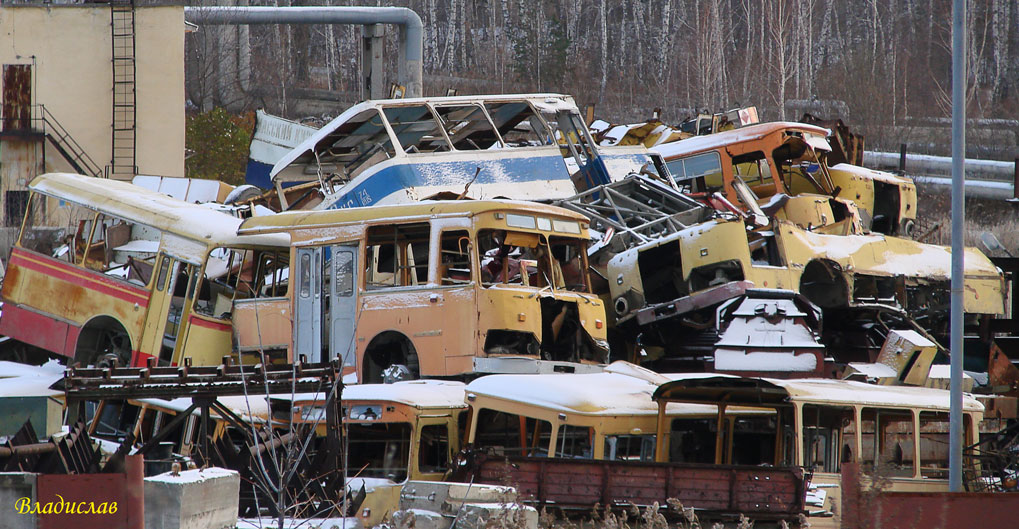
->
xmin=31 ymin=173 xmax=289 ymax=248
xmin=652 ymin=121 xmax=831 ymax=160
xmin=238 ymin=199 xmax=589 ymax=235
xmin=466 ymin=371 xmax=730 ymax=417
xmin=653 ymin=376 xmax=984 ymax=413
xmin=280 ymin=380 xmax=468 ymax=410
xmin=271 ymin=93 xmax=577 ymax=176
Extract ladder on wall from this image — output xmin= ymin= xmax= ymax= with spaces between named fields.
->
xmin=110 ymin=0 xmax=137 ymax=178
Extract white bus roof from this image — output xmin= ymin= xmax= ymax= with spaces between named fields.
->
xmin=280 ymin=380 xmax=468 ymax=410
xmin=270 ymin=93 xmax=578 ymax=177
xmin=652 ymin=121 xmax=831 ymax=160
xmin=30 ymin=173 xmax=289 ymax=248
xmin=465 ymin=370 xmax=726 ymax=417
xmin=653 ymin=375 xmax=984 ymax=413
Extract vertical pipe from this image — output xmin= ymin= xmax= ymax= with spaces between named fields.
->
xmin=949 ymin=0 xmax=966 ymax=493
xmin=1012 ymin=157 xmax=1018 ymax=200
xmin=899 ymin=143 xmax=907 ymax=174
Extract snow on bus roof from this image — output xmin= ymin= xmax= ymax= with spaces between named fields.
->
xmin=770 ymin=378 xmax=983 ymax=412
xmin=465 ymin=370 xmax=724 ymax=417
xmin=30 ymin=173 xmax=289 ymax=248
xmin=654 ymin=374 xmax=983 ymax=413
xmin=279 ymin=380 xmax=468 ymax=410
xmin=652 ymin=121 xmax=830 ymax=160
xmin=238 ymin=199 xmax=587 ymax=236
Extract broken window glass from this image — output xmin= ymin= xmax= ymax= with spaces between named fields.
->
xmin=194 ymin=247 xmax=290 ymax=318
xmin=383 ymin=105 xmax=452 ymax=153
xmin=439 ymin=230 xmax=472 ymax=285
xmin=730 ymin=415 xmax=778 ymax=466
xmin=554 ymin=424 xmax=593 ymax=459
xmin=917 ymin=411 xmax=957 ymax=479
xmin=365 ymin=223 xmax=430 ymax=289
xmin=418 ymin=423 xmax=450 ymax=473
xmin=474 ymin=408 xmax=552 ymax=457
xmin=477 ymin=229 xmax=588 ymax=292
xmin=860 ymin=407 xmax=915 ymax=477
xmin=605 ymin=434 xmax=656 ymax=461
xmin=665 ymin=151 xmax=723 ymax=191
xmin=731 ymin=151 xmax=775 ymax=197
xmin=485 ymin=101 xmax=550 ymax=147
xmin=802 ymin=404 xmax=855 ymax=473
xmin=669 ymin=418 xmax=717 ymax=464
xmin=346 ymin=422 xmax=412 ymax=482
xmin=432 ymin=104 xmax=502 ymax=150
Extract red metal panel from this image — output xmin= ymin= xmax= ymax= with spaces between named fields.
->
xmin=36 ymin=473 xmax=127 ymax=529
xmin=0 ymin=303 xmax=74 ymax=357
xmin=476 ymin=455 xmax=805 ymax=518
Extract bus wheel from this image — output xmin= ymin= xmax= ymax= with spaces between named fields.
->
xmin=363 ymin=332 xmax=419 ymax=383
xmin=75 ymin=317 xmax=131 ymax=367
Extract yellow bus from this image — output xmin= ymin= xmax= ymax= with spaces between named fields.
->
xmin=1 ymin=173 xmax=291 ymax=367
xmin=463 ymin=362 xmax=770 ymax=461
xmin=275 ymin=380 xmax=468 ymax=482
xmin=652 ymin=376 xmax=983 ymax=528
xmin=236 ymin=200 xmax=608 ymax=382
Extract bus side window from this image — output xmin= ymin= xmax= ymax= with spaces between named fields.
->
xmin=419 ymin=423 xmax=450 ymax=473
xmin=473 ymin=408 xmax=551 ymax=457
xmin=802 ymin=404 xmax=854 ymax=473
xmin=365 ymin=223 xmax=430 ymax=289
xmin=861 ymin=407 xmax=915 ymax=477
xmin=439 ymin=231 xmax=472 ymax=285
xmin=155 ymin=255 xmax=170 ymax=291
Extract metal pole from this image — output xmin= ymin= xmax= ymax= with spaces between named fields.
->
xmin=949 ymin=0 xmax=966 ymax=493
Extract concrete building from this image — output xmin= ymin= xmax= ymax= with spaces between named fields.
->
xmin=0 ymin=0 xmax=185 ymax=241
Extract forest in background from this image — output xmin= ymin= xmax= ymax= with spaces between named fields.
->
xmin=185 ymin=0 xmax=1019 ymax=155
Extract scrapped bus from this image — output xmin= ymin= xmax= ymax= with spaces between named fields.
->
xmin=111 ymin=380 xmax=468 ymax=483
xmin=653 ymin=121 xmax=917 ymax=236
xmin=269 ymin=94 xmax=649 ymax=210
xmin=652 ymin=376 xmax=983 ymax=528
xmin=272 ymin=380 xmax=468 ymax=482
xmin=237 ymin=200 xmax=608 ymax=382
xmin=1 ymin=173 xmax=291 ymax=367
xmin=464 ymin=362 xmax=770 ymax=462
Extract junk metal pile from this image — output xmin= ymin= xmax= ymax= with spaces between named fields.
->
xmin=2 ymin=95 xmax=1018 ymax=528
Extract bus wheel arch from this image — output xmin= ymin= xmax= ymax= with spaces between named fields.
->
xmin=74 ymin=316 xmax=132 ymax=367
xmin=799 ymin=259 xmax=851 ymax=309
xmin=362 ymin=331 xmax=420 ymax=384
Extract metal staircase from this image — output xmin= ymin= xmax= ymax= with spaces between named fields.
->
xmin=110 ymin=0 xmax=137 ymax=178
xmin=33 ymin=105 xmax=105 ymax=178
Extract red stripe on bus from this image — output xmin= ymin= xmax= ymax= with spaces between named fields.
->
xmin=188 ymin=315 xmax=232 ymax=332
xmin=9 ymin=248 xmax=150 ymax=307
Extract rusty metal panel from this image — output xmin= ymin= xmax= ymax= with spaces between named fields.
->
xmin=2 ymin=64 xmax=31 ymax=132
xmin=473 ymin=455 xmax=805 ymax=519
xmin=36 ymin=473 xmax=127 ymax=529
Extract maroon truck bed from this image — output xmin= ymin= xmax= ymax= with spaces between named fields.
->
xmin=469 ymin=454 xmax=806 ymax=520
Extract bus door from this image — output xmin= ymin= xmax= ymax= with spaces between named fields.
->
xmin=555 ymin=110 xmax=611 ymax=192
xmin=141 ymin=253 xmax=182 ymax=365
xmin=295 ymin=244 xmax=358 ymax=365
xmin=165 ymin=262 xmax=200 ymax=364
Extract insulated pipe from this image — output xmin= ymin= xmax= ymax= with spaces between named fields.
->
xmin=184 ymin=6 xmax=424 ymax=98
xmin=949 ymin=0 xmax=966 ymax=493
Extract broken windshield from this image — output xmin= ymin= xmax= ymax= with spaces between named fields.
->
xmin=478 ymin=229 xmax=589 ymax=292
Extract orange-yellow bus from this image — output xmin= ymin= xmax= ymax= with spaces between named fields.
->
xmin=1 ymin=173 xmax=290 ymax=367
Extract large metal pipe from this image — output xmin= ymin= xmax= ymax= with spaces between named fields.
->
xmin=184 ymin=6 xmax=424 ymax=98
xmin=949 ymin=0 xmax=966 ymax=493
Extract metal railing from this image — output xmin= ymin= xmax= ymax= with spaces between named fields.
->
xmin=31 ymin=104 xmax=105 ymax=178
